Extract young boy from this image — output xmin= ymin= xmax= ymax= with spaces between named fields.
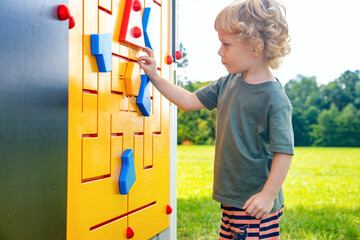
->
xmin=138 ymin=0 xmax=294 ymax=239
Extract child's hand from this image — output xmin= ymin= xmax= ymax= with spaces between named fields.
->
xmin=138 ymin=47 xmax=158 ymax=81
xmin=242 ymin=191 xmax=275 ymax=220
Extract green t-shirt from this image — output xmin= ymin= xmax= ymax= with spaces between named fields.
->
xmin=195 ymin=73 xmax=294 ymax=213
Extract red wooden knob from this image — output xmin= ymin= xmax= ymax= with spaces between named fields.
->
xmin=166 ymin=205 xmax=173 ymax=215
xmin=175 ymin=51 xmax=183 ymax=60
xmin=126 ymin=227 xmax=135 ymax=239
xmin=132 ymin=0 xmax=142 ymax=12
xmin=131 ymin=26 xmax=142 ymax=38
xmin=58 ymin=5 xmax=70 ymax=20
xmin=69 ymin=15 xmax=75 ymax=29
xmin=166 ymin=55 xmax=173 ymax=65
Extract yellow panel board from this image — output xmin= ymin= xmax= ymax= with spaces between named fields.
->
xmin=88 ymin=217 xmax=128 ymax=240
xmin=128 ymin=203 xmax=169 ymax=240
xmin=144 ymin=117 xmax=153 ymax=168
xmin=119 ymin=43 xmax=130 ymax=58
xmin=82 ymin=135 xmax=111 ymax=180
xmin=152 ymin=88 xmax=161 ymax=132
xmin=83 ymin=0 xmax=99 ymax=91
xmin=111 ymin=58 xmax=126 ymax=93
xmin=111 ymin=60 xmax=129 ymax=111
xmin=99 ymin=7 xmax=113 ymax=34
xmin=129 ymin=134 xmax=169 ymax=210
xmin=68 ymin=0 xmax=172 ymax=238
xmin=128 ymin=133 xmax=170 ymax=239
xmin=129 ymin=96 xmax=138 ymax=112
xmin=129 ymin=47 xmax=139 ymax=61
xmin=99 ymin=2 xmax=123 ymax=56
xmin=99 ymin=0 xmax=112 ymax=14
xmin=81 ymin=92 xmax=98 ymax=133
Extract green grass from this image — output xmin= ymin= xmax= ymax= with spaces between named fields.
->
xmin=177 ymin=146 xmax=360 ymax=240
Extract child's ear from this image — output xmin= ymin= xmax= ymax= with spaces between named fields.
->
xmin=251 ymin=39 xmax=264 ymax=58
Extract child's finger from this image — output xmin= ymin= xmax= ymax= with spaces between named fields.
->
xmin=245 ymin=203 xmax=255 ymax=216
xmin=261 ymin=213 xmax=269 ymax=220
xmin=138 ymin=56 xmax=153 ymax=65
xmin=251 ymin=208 xmax=262 ymax=218
xmin=141 ymin=47 xmax=154 ymax=58
xmin=243 ymin=195 xmax=255 ymax=210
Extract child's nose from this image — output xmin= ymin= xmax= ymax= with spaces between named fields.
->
xmin=218 ymin=47 xmax=223 ymax=57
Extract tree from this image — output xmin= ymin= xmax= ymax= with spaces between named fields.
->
xmin=319 ymin=70 xmax=360 ymax=111
xmin=284 ymin=75 xmax=321 ymax=146
xmin=284 ymin=75 xmax=321 ymax=111
xmin=311 ymin=104 xmax=339 ymax=146
xmin=334 ymin=104 xmax=360 ymax=146
xmin=311 ymin=103 xmax=360 ymax=147
xmin=177 ymin=81 xmax=216 ymax=145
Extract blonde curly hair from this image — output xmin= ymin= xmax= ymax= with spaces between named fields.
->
xmin=215 ymin=0 xmax=290 ymax=69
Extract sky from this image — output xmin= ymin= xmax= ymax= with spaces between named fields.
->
xmin=176 ymin=0 xmax=360 ymax=85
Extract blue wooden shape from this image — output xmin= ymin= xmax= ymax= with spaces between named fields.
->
xmin=142 ymin=8 xmax=152 ymax=50
xmin=91 ymin=33 xmax=112 ymax=72
xmin=118 ymin=149 xmax=136 ymax=195
xmin=136 ymin=74 xmax=152 ymax=116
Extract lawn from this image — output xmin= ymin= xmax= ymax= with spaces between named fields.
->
xmin=177 ymin=146 xmax=360 ymax=240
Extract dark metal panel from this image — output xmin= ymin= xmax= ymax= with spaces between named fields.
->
xmin=171 ymin=0 xmax=176 ymax=58
xmin=0 ymin=0 xmax=68 ymax=239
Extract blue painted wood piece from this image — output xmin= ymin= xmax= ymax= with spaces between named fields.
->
xmin=91 ymin=33 xmax=112 ymax=72
xmin=136 ymin=74 xmax=152 ymax=116
xmin=142 ymin=8 xmax=152 ymax=49
xmin=119 ymin=149 xmax=136 ymax=195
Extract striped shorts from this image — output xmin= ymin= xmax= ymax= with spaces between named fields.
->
xmin=219 ymin=204 xmax=284 ymax=240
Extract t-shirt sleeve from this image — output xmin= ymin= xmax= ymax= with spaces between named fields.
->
xmin=268 ymin=106 xmax=295 ymax=155
xmin=195 ymin=78 xmax=222 ymax=110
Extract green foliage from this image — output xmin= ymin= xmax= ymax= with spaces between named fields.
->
xmin=311 ymin=103 xmax=360 ymax=146
xmin=311 ymin=104 xmax=340 ymax=146
xmin=177 ymin=146 xmax=360 ymax=239
xmin=177 ymin=81 xmax=216 ymax=145
xmin=285 ymin=70 xmax=360 ymax=146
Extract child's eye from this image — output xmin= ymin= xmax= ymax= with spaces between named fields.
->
xmin=223 ymin=43 xmax=230 ymax=47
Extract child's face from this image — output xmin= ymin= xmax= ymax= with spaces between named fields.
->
xmin=217 ymin=30 xmax=254 ymax=74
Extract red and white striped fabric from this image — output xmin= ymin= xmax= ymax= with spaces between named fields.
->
xmin=219 ymin=204 xmax=284 ymax=240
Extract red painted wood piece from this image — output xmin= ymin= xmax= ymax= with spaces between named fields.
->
xmin=166 ymin=55 xmax=173 ymax=65
xmin=166 ymin=204 xmax=173 ymax=214
xmin=175 ymin=50 xmax=183 ymax=60
xmin=131 ymin=26 xmax=142 ymax=38
xmin=57 ymin=5 xmax=70 ymax=20
xmin=132 ymin=0 xmax=142 ymax=12
xmin=69 ymin=15 xmax=75 ymax=29
xmin=126 ymin=227 xmax=135 ymax=239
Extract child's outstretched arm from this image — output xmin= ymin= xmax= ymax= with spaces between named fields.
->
xmin=138 ymin=47 xmax=204 ymax=111
xmin=243 ymin=153 xmax=292 ymax=219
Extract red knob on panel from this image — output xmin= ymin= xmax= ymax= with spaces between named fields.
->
xmin=132 ymin=0 xmax=142 ymax=12
xmin=131 ymin=26 xmax=142 ymax=38
xmin=126 ymin=227 xmax=135 ymax=239
xmin=166 ymin=205 xmax=173 ymax=215
xmin=175 ymin=51 xmax=183 ymax=60
xmin=58 ymin=5 xmax=75 ymax=29
xmin=166 ymin=55 xmax=173 ymax=65
xmin=69 ymin=15 xmax=76 ymax=29
xmin=58 ymin=5 xmax=70 ymax=20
